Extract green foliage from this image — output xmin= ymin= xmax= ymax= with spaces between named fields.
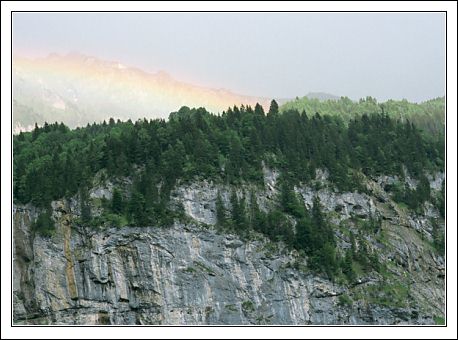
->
xmin=337 ymin=294 xmax=353 ymax=307
xmin=279 ymin=178 xmax=305 ymax=218
xmin=230 ymin=190 xmax=248 ymax=233
xmin=14 ymin=106 xmax=443 ymax=209
xmin=91 ymin=212 xmax=129 ymax=228
xmin=341 ymin=249 xmax=356 ymax=282
xmin=79 ymin=187 xmax=92 ymax=225
xmin=215 ymin=191 xmax=228 ymax=229
xmin=249 ymin=190 xmax=266 ymax=233
xmin=359 ymin=215 xmax=382 ymax=234
xmin=111 ymin=188 xmax=124 ymax=214
xmin=13 ymin=102 xmax=444 ymax=279
xmin=281 ymin=95 xmax=445 ymax=136
xmin=264 ymin=210 xmax=294 ymax=245
xmin=242 ymin=300 xmax=255 ymax=312
xmin=432 ymin=221 xmax=445 ymax=256
xmin=128 ymin=191 xmax=148 ymax=226
xmin=433 ymin=315 xmax=445 ymax=325
xmin=183 ymin=266 xmax=197 ymax=274
xmin=294 ymin=196 xmax=339 ymax=279
xmin=173 ymin=200 xmax=186 ymax=221
xmin=339 ymin=226 xmax=381 ymax=282
xmin=268 ymin=99 xmax=279 ymax=117
xmin=194 ymin=261 xmax=216 ymax=276
xmin=391 ymin=176 xmax=433 ymax=212
xmin=32 ymin=208 xmax=55 ymax=237
xmin=365 ymin=283 xmax=411 ymax=308
xmin=435 ymin=179 xmax=445 ymax=218
xmin=224 ymin=304 xmax=238 ymax=312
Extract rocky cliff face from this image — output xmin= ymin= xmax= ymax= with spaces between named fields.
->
xmin=13 ymin=171 xmax=445 ymax=325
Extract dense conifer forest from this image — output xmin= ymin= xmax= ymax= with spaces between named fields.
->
xmin=13 ymin=100 xmax=445 ymax=279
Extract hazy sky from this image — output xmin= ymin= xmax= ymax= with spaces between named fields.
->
xmin=13 ymin=12 xmax=445 ymax=102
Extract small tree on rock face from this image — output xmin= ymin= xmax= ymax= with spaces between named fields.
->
xmin=342 ymin=248 xmax=356 ymax=282
xmin=215 ymin=191 xmax=227 ymax=229
xmin=249 ymin=190 xmax=265 ymax=232
xmin=432 ymin=221 xmax=445 ymax=256
xmin=33 ymin=205 xmax=55 ymax=237
xmin=416 ymin=174 xmax=431 ymax=205
xmin=438 ymin=179 xmax=445 ymax=218
xmin=295 ymin=217 xmax=312 ymax=252
xmin=320 ymin=242 xmax=338 ymax=278
xmin=312 ymin=195 xmax=335 ymax=246
xmin=230 ymin=190 xmax=248 ymax=232
xmin=111 ymin=188 xmax=124 ymax=214
xmin=279 ymin=179 xmax=305 ymax=218
xmin=128 ymin=191 xmax=147 ymax=226
xmin=79 ymin=187 xmax=92 ymax=224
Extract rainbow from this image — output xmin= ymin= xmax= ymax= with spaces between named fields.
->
xmin=13 ymin=53 xmax=270 ymax=122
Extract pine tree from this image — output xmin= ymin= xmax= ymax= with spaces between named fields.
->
xmin=311 ymin=196 xmax=334 ymax=246
xmin=79 ymin=187 xmax=92 ymax=224
xmin=215 ymin=191 xmax=227 ymax=229
xmin=230 ymin=190 xmax=247 ymax=232
xmin=417 ymin=174 xmax=431 ymax=205
xmin=432 ymin=221 xmax=444 ymax=256
xmin=268 ymin=100 xmax=279 ymax=117
xmin=295 ymin=217 xmax=312 ymax=252
xmin=33 ymin=205 xmax=55 ymax=237
xmin=321 ymin=242 xmax=338 ymax=278
xmin=438 ymin=179 xmax=445 ymax=218
xmin=32 ymin=123 xmax=40 ymax=141
xmin=112 ymin=188 xmax=124 ymax=214
xmin=254 ymin=103 xmax=265 ymax=116
xmin=342 ymin=249 xmax=355 ymax=282
xmin=279 ymin=179 xmax=304 ymax=218
xmin=129 ymin=191 xmax=147 ymax=226
xmin=249 ymin=190 xmax=265 ymax=232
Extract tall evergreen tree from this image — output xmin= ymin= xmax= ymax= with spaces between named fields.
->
xmin=79 ymin=187 xmax=92 ymax=224
xmin=230 ymin=190 xmax=247 ymax=232
xmin=112 ymin=188 xmax=124 ymax=214
xmin=129 ymin=191 xmax=147 ymax=226
xmin=254 ymin=103 xmax=265 ymax=116
xmin=268 ymin=99 xmax=279 ymax=117
xmin=215 ymin=191 xmax=227 ymax=229
xmin=249 ymin=190 xmax=266 ymax=233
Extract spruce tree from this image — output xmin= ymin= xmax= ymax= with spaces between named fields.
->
xmin=268 ymin=99 xmax=279 ymax=117
xmin=342 ymin=249 xmax=355 ymax=282
xmin=215 ymin=191 xmax=227 ymax=229
xmin=79 ymin=187 xmax=92 ymax=224
xmin=230 ymin=190 xmax=247 ymax=232
xmin=112 ymin=188 xmax=124 ymax=214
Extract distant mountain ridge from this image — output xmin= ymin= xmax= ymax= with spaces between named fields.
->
xmin=13 ymin=53 xmax=271 ymax=132
xmin=304 ymin=92 xmax=340 ymax=101
xmin=13 ymin=53 xmax=444 ymax=136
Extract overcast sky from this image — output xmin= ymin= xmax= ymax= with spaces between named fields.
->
xmin=13 ymin=12 xmax=445 ymax=102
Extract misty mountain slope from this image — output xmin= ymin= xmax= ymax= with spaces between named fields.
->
xmin=13 ymin=53 xmax=270 ymax=132
xmin=281 ymin=96 xmax=445 ymax=135
xmin=13 ymin=53 xmax=444 ymax=136
xmin=303 ymin=92 xmax=340 ymax=101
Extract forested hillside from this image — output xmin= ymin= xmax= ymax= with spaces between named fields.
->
xmin=13 ymin=101 xmax=446 ymax=325
xmin=14 ymin=101 xmax=444 ymax=275
xmin=281 ymin=96 xmax=445 ymax=135
xmin=14 ymin=100 xmax=444 ymax=208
